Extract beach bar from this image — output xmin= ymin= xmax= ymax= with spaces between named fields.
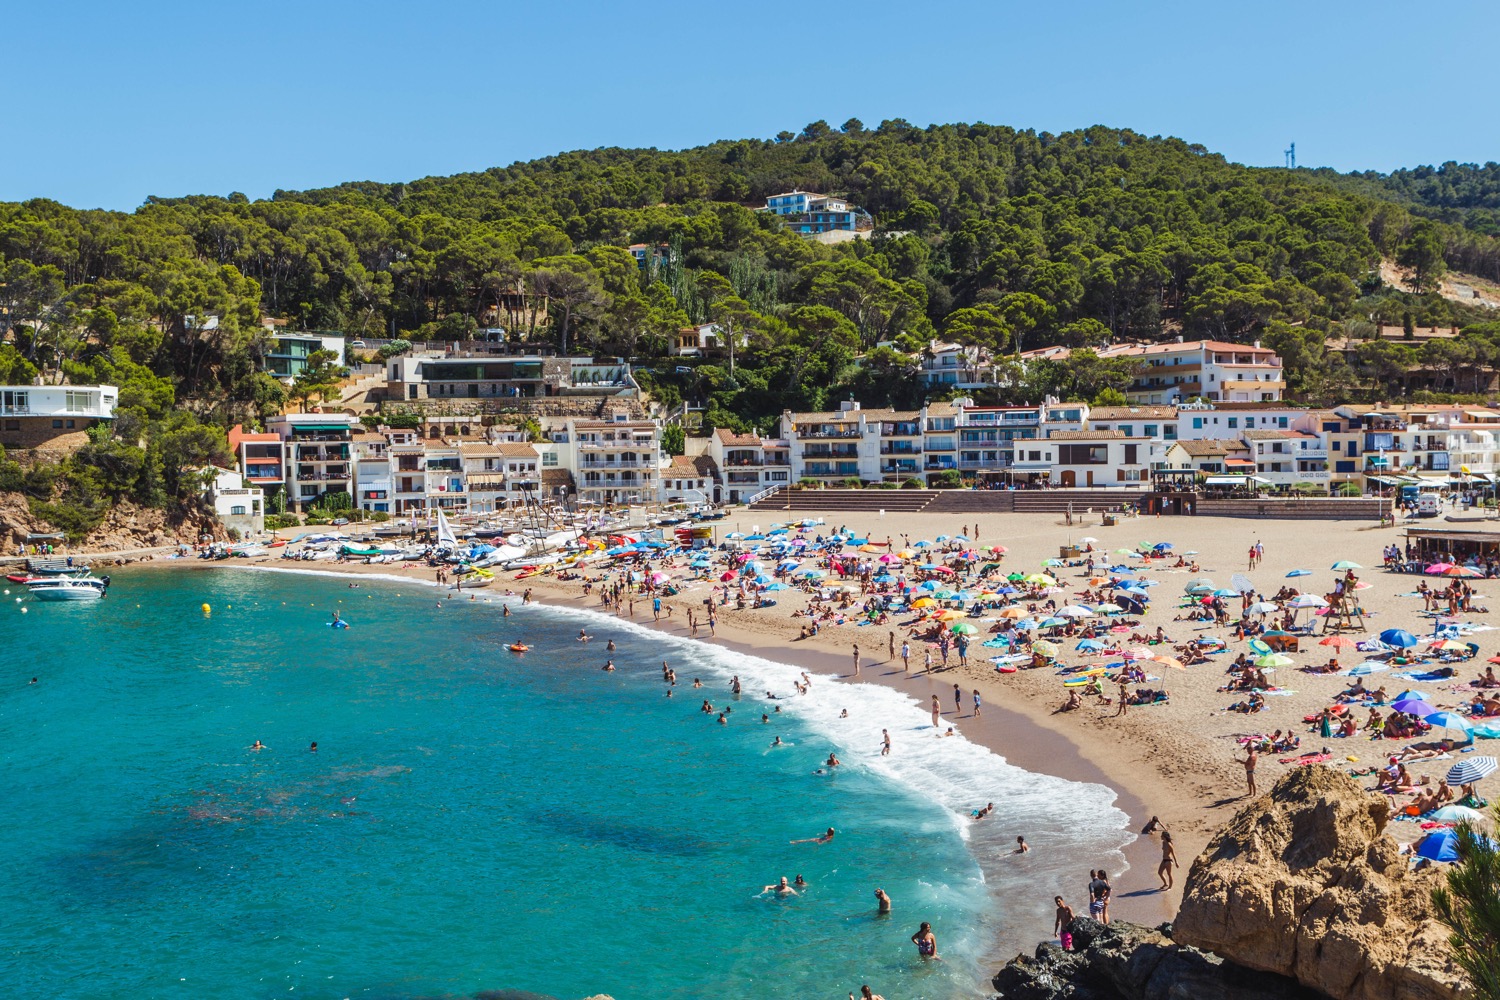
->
xmin=1403 ymin=524 xmax=1500 ymax=574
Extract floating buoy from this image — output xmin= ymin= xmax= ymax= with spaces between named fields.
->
xmin=201 ymin=603 xmax=211 ymax=614
xmin=20 ymin=606 xmax=26 ymax=614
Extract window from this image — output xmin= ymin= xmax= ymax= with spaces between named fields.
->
xmin=3 ymin=420 xmax=17 ymax=431
xmin=65 ymin=391 xmax=92 ymax=411
xmin=1144 ymin=425 xmax=1157 ymax=438
xmin=230 ymin=505 xmax=246 ymax=516
xmin=52 ymin=419 xmax=63 ymax=428
xmin=66 ymin=420 xmax=75 ymax=428
xmin=1118 ymin=426 xmax=1133 ymax=437
xmin=1057 ymin=444 xmax=1107 ymax=464
xmin=1227 ymin=418 xmax=1238 ymax=429
xmin=1192 ymin=417 xmax=1203 ymax=429
xmin=542 ymin=452 xmax=558 ymax=467
xmin=1123 ymin=444 xmax=1138 ymax=464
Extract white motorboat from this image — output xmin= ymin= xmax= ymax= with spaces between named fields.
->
xmin=28 ymin=575 xmax=110 ymax=601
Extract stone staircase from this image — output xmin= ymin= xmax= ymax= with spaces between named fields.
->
xmin=1194 ymin=498 xmax=1385 ymax=520
xmin=746 ymin=489 xmax=942 ymax=513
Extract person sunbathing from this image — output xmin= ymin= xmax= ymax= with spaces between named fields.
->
xmin=1397 ymin=739 xmax=1459 ymax=759
xmin=1339 ymin=716 xmax=1359 ymax=738
xmin=1056 ymin=690 xmax=1083 ymax=713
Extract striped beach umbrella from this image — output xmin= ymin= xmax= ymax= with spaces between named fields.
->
xmin=1446 ymin=757 xmax=1497 ymax=785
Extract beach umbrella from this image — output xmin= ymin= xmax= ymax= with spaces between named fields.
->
xmin=1152 ymin=655 xmax=1185 ymax=671
xmin=1230 ymin=574 xmax=1255 ymax=594
xmin=1026 ymin=573 xmax=1057 ymax=585
xmin=950 ymin=623 xmax=978 ymax=635
xmin=911 ymin=597 xmax=937 ymax=608
xmin=1094 ymin=603 xmax=1124 ymax=614
xmin=1391 ymin=698 xmax=1437 ymax=717
xmin=1184 ymin=577 xmax=1214 ymax=593
xmin=996 ymin=586 xmax=1019 ymax=596
xmin=1038 ymin=617 xmax=1067 ymax=628
xmin=878 ymin=553 xmax=900 ymax=563
xmin=1075 ymin=638 xmax=1106 ymax=651
xmin=872 ymin=574 xmax=897 ymax=584
xmin=1415 ymin=829 xmax=1463 ymax=863
xmin=800 ymin=568 xmax=826 ymax=578
xmin=1319 ymin=635 xmax=1359 ymax=649
xmin=1379 ymin=629 xmax=1420 ymax=648
xmin=936 ymin=609 xmax=967 ymax=622
xmin=725 ymin=532 xmax=744 ymax=540
xmin=1286 ymin=594 xmax=1328 ymax=608
xmin=1346 ymin=662 xmax=1390 ymax=676
xmin=1447 ymin=757 xmax=1498 ymax=785
xmin=1331 ymin=560 xmax=1362 ymax=571
xmin=764 ymin=582 xmax=789 ymax=591
xmin=989 ymin=545 xmax=1008 ymax=554
xmin=998 ymin=606 xmax=1027 ymax=618
xmin=934 ymin=589 xmax=957 ymax=600
xmin=896 ymin=549 xmax=917 ymax=559
xmin=1425 ymin=563 xmax=1455 ymax=574
xmin=919 ymin=563 xmax=942 ymax=571
xmin=752 ymin=574 xmax=775 ymax=586
xmin=1247 ymin=639 xmax=1272 ymax=656
xmin=935 ymin=534 xmax=950 ymax=542
xmin=1246 ymin=601 xmax=1279 ymax=614
xmin=1154 ymin=542 xmax=1173 ymax=551
xmin=1212 ymin=588 xmax=1240 ymax=598
xmin=913 ymin=540 xmax=932 ymax=548
xmin=1255 ymin=653 xmax=1294 ymax=668
xmin=1187 ymin=585 xmax=1216 ymax=595
xmin=1430 ymin=805 xmax=1488 ymax=824
xmin=1442 ymin=566 xmax=1485 ymax=578
xmin=1286 ymin=569 xmax=1312 ymax=578
xmin=1006 ymin=572 xmax=1025 ymax=582
xmin=1118 ymin=586 xmax=1149 ymax=598
xmin=1430 ymin=639 xmax=1470 ymax=651
xmin=1043 ymin=558 xmax=1065 ymax=567
xmin=719 ymin=571 xmax=738 ymax=582
xmin=952 ymin=535 xmax=971 ymax=544
xmin=932 ymin=565 xmax=956 ymax=575
xmin=1032 ymin=640 xmax=1058 ymax=658
xmin=1057 ymin=605 xmax=1095 ymax=618
xmin=1428 ymin=712 xmax=1476 ymax=734
xmin=1395 ymin=689 xmax=1429 ymax=701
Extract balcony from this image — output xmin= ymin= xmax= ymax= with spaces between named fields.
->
xmin=295 ymin=445 xmax=350 ymax=462
xmin=803 ymin=446 xmax=859 ymax=459
xmin=796 ymin=426 xmax=861 ymax=439
xmin=881 ymin=462 xmax=920 ymax=475
xmin=880 ymin=445 xmax=922 ymax=456
xmin=581 ymin=458 xmax=644 ymax=469
xmin=726 ymin=471 xmax=761 ymax=484
xmin=297 ymin=469 xmax=352 ymax=482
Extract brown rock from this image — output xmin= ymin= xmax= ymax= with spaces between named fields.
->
xmin=1174 ymin=767 xmax=1466 ymax=1000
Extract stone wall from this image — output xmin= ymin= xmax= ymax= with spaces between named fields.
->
xmin=0 ymin=415 xmax=102 ymax=455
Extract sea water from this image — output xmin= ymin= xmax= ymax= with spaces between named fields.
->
xmin=0 ymin=567 xmax=1131 ymax=999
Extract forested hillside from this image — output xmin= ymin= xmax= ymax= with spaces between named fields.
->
xmin=4 ymin=122 xmax=1500 ymax=534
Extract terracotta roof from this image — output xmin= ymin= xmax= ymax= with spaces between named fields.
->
xmin=1242 ymin=429 xmax=1294 ymax=440
xmin=1088 ymin=406 xmax=1179 ymax=420
xmin=540 ymin=469 xmax=573 ymax=488
xmin=1171 ymin=440 xmax=1245 ymax=456
xmin=789 ymin=412 xmax=857 ymax=423
xmin=924 ymin=401 xmax=957 ymax=415
xmin=715 ymin=428 xmax=761 ymax=447
xmin=1049 ymin=429 xmax=1125 ymax=440
xmin=496 ymin=443 xmax=539 ymax=458
xmin=458 ymin=442 xmax=503 ymax=458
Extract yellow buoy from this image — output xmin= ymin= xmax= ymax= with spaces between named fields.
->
xmin=201 ymin=603 xmax=211 ymax=613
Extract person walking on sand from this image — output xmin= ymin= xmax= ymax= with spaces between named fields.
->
xmin=901 ymin=640 xmax=910 ymax=674
xmin=851 ymin=643 xmax=861 ymax=676
xmin=923 ymin=648 xmax=933 ymax=674
xmin=1237 ymin=747 xmax=1259 ymax=797
xmin=1157 ymin=831 xmax=1179 ymax=890
xmin=953 ymin=683 xmax=962 ymax=715
xmin=1114 ymin=676 xmax=1130 ymax=717
xmin=973 ymin=688 xmax=982 ymax=718
xmin=889 ymin=630 xmax=897 ymax=660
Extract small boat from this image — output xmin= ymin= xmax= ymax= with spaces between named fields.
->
xmin=508 ymin=643 xmax=529 ymax=653
xmin=28 ymin=574 xmax=110 ymax=602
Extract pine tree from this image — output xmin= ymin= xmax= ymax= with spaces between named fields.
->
xmin=1431 ymin=808 xmax=1500 ymax=999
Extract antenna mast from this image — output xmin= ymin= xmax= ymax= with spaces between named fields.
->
xmin=1284 ymin=142 xmax=1296 ymax=169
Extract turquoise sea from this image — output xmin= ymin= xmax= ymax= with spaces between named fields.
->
xmin=0 ymin=566 xmax=1130 ymax=999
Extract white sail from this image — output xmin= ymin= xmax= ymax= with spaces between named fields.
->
xmin=436 ymin=509 xmax=459 ymax=550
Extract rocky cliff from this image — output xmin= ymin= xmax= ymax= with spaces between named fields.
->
xmin=1173 ymin=767 xmax=1464 ymax=1000
xmin=0 ymin=492 xmax=226 ymax=555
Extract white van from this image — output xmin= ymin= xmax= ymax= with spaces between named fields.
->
xmin=1416 ymin=495 xmax=1441 ymax=517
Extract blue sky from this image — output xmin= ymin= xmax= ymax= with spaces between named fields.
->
xmin=5 ymin=0 xmax=1495 ymax=211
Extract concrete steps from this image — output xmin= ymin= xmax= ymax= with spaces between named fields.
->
xmin=746 ymin=490 xmax=941 ymax=513
xmin=1194 ymin=498 xmax=1384 ymax=520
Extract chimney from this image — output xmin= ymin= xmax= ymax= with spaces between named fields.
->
xmin=1253 ymin=340 xmax=1262 ymax=349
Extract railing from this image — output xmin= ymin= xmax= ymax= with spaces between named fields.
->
xmin=745 ymin=484 xmax=783 ymax=505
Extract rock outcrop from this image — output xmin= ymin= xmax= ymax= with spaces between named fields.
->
xmin=0 ymin=492 xmax=225 ymax=554
xmin=1173 ymin=767 xmax=1465 ymax=1000
xmin=992 ymin=918 xmax=1318 ymax=999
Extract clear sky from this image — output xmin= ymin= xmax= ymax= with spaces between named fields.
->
xmin=5 ymin=0 xmax=1495 ymax=211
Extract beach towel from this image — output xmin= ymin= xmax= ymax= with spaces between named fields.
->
xmin=1280 ymin=752 xmax=1332 ymax=766
xmin=1394 ymin=669 xmax=1457 ymax=682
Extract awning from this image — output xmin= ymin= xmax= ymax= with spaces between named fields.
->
xmin=1204 ymin=475 xmax=1254 ymax=486
xmin=1224 ymin=458 xmax=1255 ymax=467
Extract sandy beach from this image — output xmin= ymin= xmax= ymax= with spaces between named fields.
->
xmin=176 ymin=506 xmax=1497 ymax=934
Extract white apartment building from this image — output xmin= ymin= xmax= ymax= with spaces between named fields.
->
xmin=352 ymin=427 xmax=393 ymax=513
xmin=556 ymin=416 xmax=662 ymax=506
xmin=1040 ymin=430 xmax=1165 ymax=488
xmin=0 ymin=383 xmax=117 ymax=454
xmin=706 ymin=429 xmax=792 ymax=504
xmin=266 ymin=413 xmax=358 ymax=512
xmin=203 ymin=467 xmax=264 ymax=535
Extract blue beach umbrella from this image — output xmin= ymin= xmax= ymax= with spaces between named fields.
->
xmin=753 ymin=574 xmax=774 ymax=586
xmin=763 ymin=582 xmax=789 ymax=591
xmin=1286 ymin=569 xmax=1312 ymax=578
xmin=918 ymin=581 xmax=940 ymax=591
xmin=800 ymin=568 xmax=826 ymax=578
xmin=1391 ymin=698 xmax=1437 ymax=717
xmin=1415 ymin=829 xmax=1462 ymax=863
xmin=1379 ymin=629 xmax=1419 ymax=648
xmin=873 ymin=574 xmax=897 ymax=584
xmin=1427 ymin=712 xmax=1475 ymax=733
xmin=1447 ymin=757 xmax=1497 ymax=784
xmin=913 ymin=540 xmax=932 ymax=548
xmin=1347 ymin=661 xmax=1390 ymax=675
xmin=1076 ymin=638 xmax=1106 ymax=651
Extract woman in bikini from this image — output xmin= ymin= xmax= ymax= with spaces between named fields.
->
xmin=1157 ymin=831 xmax=1179 ymax=890
xmin=910 ymin=921 xmax=938 ymax=960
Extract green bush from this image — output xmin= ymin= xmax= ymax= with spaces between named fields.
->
xmin=902 ymin=478 xmax=924 ymax=489
xmin=841 ymin=478 xmax=863 ymax=489
xmin=368 ymin=510 xmax=391 ymax=522
xmin=933 ymin=470 xmax=964 ymax=489
xmin=796 ymin=478 xmax=819 ymax=488
xmin=874 ymin=482 xmax=898 ymax=490
xmin=264 ymin=513 xmax=301 ymax=530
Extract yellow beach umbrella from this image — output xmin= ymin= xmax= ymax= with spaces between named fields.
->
xmin=1033 ymin=640 xmax=1059 ymax=658
xmin=936 ymin=609 xmax=967 ymax=622
xmin=911 ymin=597 xmax=937 ymax=608
xmin=999 ymin=607 xmax=1028 ymax=619
xmin=1025 ymin=573 xmax=1056 ymax=586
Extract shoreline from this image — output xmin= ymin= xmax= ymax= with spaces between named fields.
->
xmin=209 ymin=556 xmax=1176 ymax=935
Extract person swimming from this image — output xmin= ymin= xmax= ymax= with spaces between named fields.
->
xmin=791 ymin=827 xmax=836 ymax=845
xmin=762 ymin=876 xmax=798 ymax=897
xmin=249 ymin=740 xmax=266 ymax=750
xmin=771 ymin=736 xmax=784 ymax=747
